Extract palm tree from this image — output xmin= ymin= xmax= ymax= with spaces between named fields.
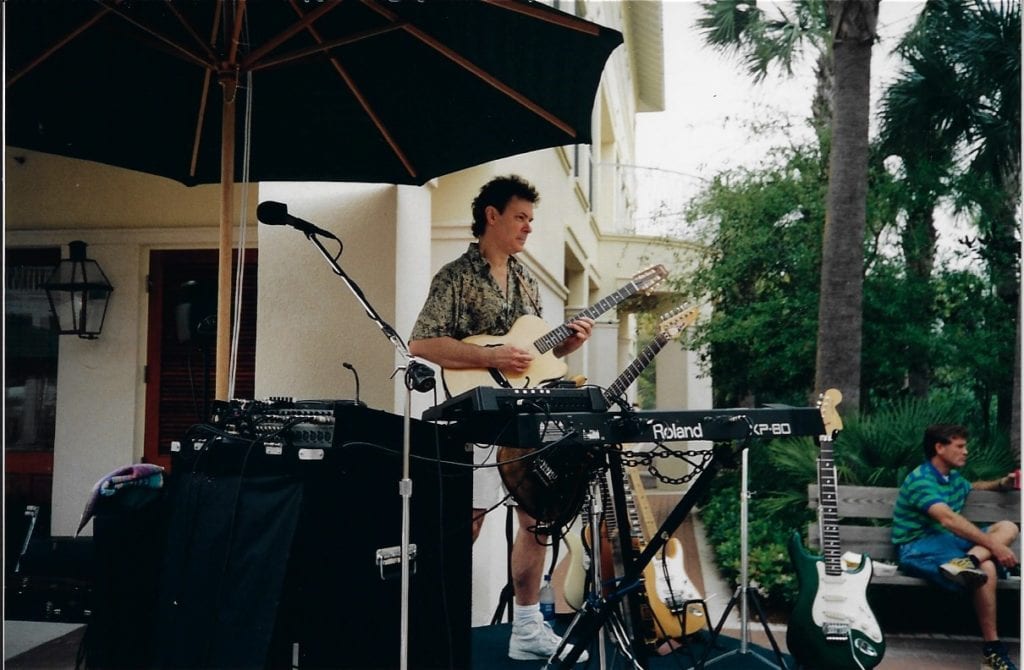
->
xmin=813 ymin=1 xmax=879 ymax=413
xmin=697 ymin=0 xmax=833 ymax=144
xmin=878 ymin=0 xmax=1021 ymax=452
xmin=698 ymin=1 xmax=879 ymax=411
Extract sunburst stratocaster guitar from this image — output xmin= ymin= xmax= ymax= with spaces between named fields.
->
xmin=441 ymin=265 xmax=668 ymax=397
xmin=786 ymin=389 xmax=885 ymax=669
xmin=626 ymin=465 xmax=708 ymax=641
xmin=498 ymin=305 xmax=698 ymax=527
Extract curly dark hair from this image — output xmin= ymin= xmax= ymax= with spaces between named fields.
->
xmin=470 ymin=175 xmax=540 ymax=237
xmin=922 ymin=423 xmax=969 ymax=459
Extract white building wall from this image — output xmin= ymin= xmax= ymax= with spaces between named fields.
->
xmin=254 ymin=182 xmax=409 ymax=410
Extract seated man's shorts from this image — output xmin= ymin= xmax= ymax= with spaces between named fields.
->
xmin=897 ymin=527 xmax=998 ymax=593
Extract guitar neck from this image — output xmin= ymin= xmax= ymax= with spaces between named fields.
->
xmin=604 ymin=333 xmax=670 ymax=403
xmin=533 ymin=280 xmax=644 ymax=354
xmin=626 ymin=466 xmax=659 ymax=544
xmin=817 ymin=437 xmax=843 ymax=575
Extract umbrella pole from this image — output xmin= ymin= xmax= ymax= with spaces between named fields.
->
xmin=216 ymin=78 xmax=237 ymax=402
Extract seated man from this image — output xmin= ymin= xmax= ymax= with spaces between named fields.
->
xmin=892 ymin=423 xmax=1020 ymax=670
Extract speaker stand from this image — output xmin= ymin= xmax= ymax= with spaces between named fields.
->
xmin=698 ymin=447 xmax=787 ymax=670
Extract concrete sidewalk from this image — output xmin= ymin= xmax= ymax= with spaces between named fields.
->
xmin=6 ymin=622 xmax=1020 ymax=669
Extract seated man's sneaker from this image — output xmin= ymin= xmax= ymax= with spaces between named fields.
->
xmin=981 ymin=645 xmax=1018 ymax=670
xmin=939 ymin=556 xmax=988 ymax=588
xmin=509 ymin=616 xmax=590 ymax=663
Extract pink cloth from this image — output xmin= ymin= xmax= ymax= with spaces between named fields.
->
xmin=76 ymin=463 xmax=164 ymax=536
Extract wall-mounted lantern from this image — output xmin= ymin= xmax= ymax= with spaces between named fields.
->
xmin=43 ymin=241 xmax=114 ymax=339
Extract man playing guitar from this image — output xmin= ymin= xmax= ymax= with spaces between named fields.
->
xmin=410 ymin=175 xmax=593 ymax=663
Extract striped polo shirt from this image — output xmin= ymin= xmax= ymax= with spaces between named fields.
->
xmin=891 ymin=461 xmax=971 ymax=545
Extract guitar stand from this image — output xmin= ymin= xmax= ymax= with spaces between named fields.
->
xmin=549 ymin=467 xmax=641 ymax=670
xmin=546 ymin=445 xmax=727 ymax=670
xmin=697 ymin=446 xmax=787 ymax=670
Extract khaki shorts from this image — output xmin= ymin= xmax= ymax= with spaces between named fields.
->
xmin=472 ymin=443 xmax=512 ymax=509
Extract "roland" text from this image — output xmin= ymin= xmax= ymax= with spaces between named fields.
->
xmin=651 ymin=422 xmax=704 ymax=440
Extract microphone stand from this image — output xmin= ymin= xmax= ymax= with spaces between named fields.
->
xmin=300 ymin=229 xmax=435 ymax=670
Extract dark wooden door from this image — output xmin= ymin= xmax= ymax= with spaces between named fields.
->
xmin=144 ymin=249 xmax=257 ymax=469
xmin=5 ymin=247 xmax=61 ymax=553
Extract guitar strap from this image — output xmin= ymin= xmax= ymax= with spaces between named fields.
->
xmin=546 ymin=530 xmax=561 ymax=577
xmin=512 ymin=264 xmax=542 ymax=316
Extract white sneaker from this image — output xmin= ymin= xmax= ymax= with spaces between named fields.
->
xmin=508 ymin=617 xmax=590 ymax=663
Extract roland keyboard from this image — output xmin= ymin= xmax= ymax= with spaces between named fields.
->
xmin=438 ymin=406 xmax=825 ymax=449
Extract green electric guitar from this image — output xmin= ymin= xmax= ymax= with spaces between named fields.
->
xmin=786 ymin=389 xmax=885 ymax=669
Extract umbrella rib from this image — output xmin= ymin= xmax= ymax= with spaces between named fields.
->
xmin=246 ymin=24 xmax=407 ymax=72
xmin=91 ymin=0 xmax=216 ymax=70
xmin=161 ymin=0 xmax=220 ymax=64
xmin=280 ymin=0 xmax=418 ymax=179
xmin=240 ymin=0 xmax=343 ymax=69
xmin=360 ymin=0 xmax=577 ymax=138
xmin=190 ymin=0 xmax=225 ymax=178
xmin=480 ymin=0 xmax=601 ymax=36
xmin=7 ymin=4 xmax=116 ymax=87
xmin=225 ymin=0 xmax=247 ymax=68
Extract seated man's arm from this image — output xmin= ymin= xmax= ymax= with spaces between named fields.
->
xmin=927 ymin=502 xmax=1018 ymax=567
xmin=971 ymin=474 xmax=1017 ymax=492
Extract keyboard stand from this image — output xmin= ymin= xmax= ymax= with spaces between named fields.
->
xmin=545 ymin=446 xmax=726 ymax=669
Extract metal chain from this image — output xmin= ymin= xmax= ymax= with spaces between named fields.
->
xmin=609 ymin=443 xmax=714 ymax=486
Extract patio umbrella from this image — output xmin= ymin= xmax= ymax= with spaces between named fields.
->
xmin=5 ymin=0 xmax=623 ymax=397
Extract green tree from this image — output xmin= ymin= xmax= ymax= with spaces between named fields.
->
xmin=685 ymin=144 xmax=826 ymax=406
xmin=877 ymin=0 xmax=1021 ymax=451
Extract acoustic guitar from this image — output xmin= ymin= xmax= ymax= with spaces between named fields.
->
xmin=441 ymin=265 xmax=668 ymax=397
xmin=786 ymin=389 xmax=885 ymax=669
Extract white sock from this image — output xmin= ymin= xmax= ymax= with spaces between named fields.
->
xmin=513 ymin=602 xmax=541 ymax=628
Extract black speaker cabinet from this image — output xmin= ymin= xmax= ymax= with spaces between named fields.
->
xmin=155 ymin=404 xmax=472 ymax=670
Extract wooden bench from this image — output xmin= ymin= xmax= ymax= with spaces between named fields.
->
xmin=807 ymin=484 xmax=1021 ymax=590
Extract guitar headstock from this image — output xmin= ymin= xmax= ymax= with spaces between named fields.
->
xmin=657 ymin=305 xmax=699 ymax=340
xmin=632 ymin=265 xmax=669 ymax=295
xmin=817 ymin=388 xmax=843 ymax=440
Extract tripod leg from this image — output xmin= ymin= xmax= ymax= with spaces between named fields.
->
xmin=745 ymin=588 xmax=788 ymax=670
xmin=490 ymin=583 xmax=515 ymax=626
xmin=489 ymin=506 xmax=517 ymax=625
xmin=696 ymin=585 xmax=741 ymax=667
xmin=605 ymin=609 xmax=645 ymax=670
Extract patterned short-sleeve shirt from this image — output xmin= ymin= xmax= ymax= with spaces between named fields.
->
xmin=891 ymin=460 xmax=972 ymax=545
xmin=410 ymin=243 xmax=541 ymax=341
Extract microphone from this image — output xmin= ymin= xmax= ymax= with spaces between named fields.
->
xmin=257 ymin=201 xmax=337 ymax=239
xmin=343 ymin=361 xmax=361 ymax=405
